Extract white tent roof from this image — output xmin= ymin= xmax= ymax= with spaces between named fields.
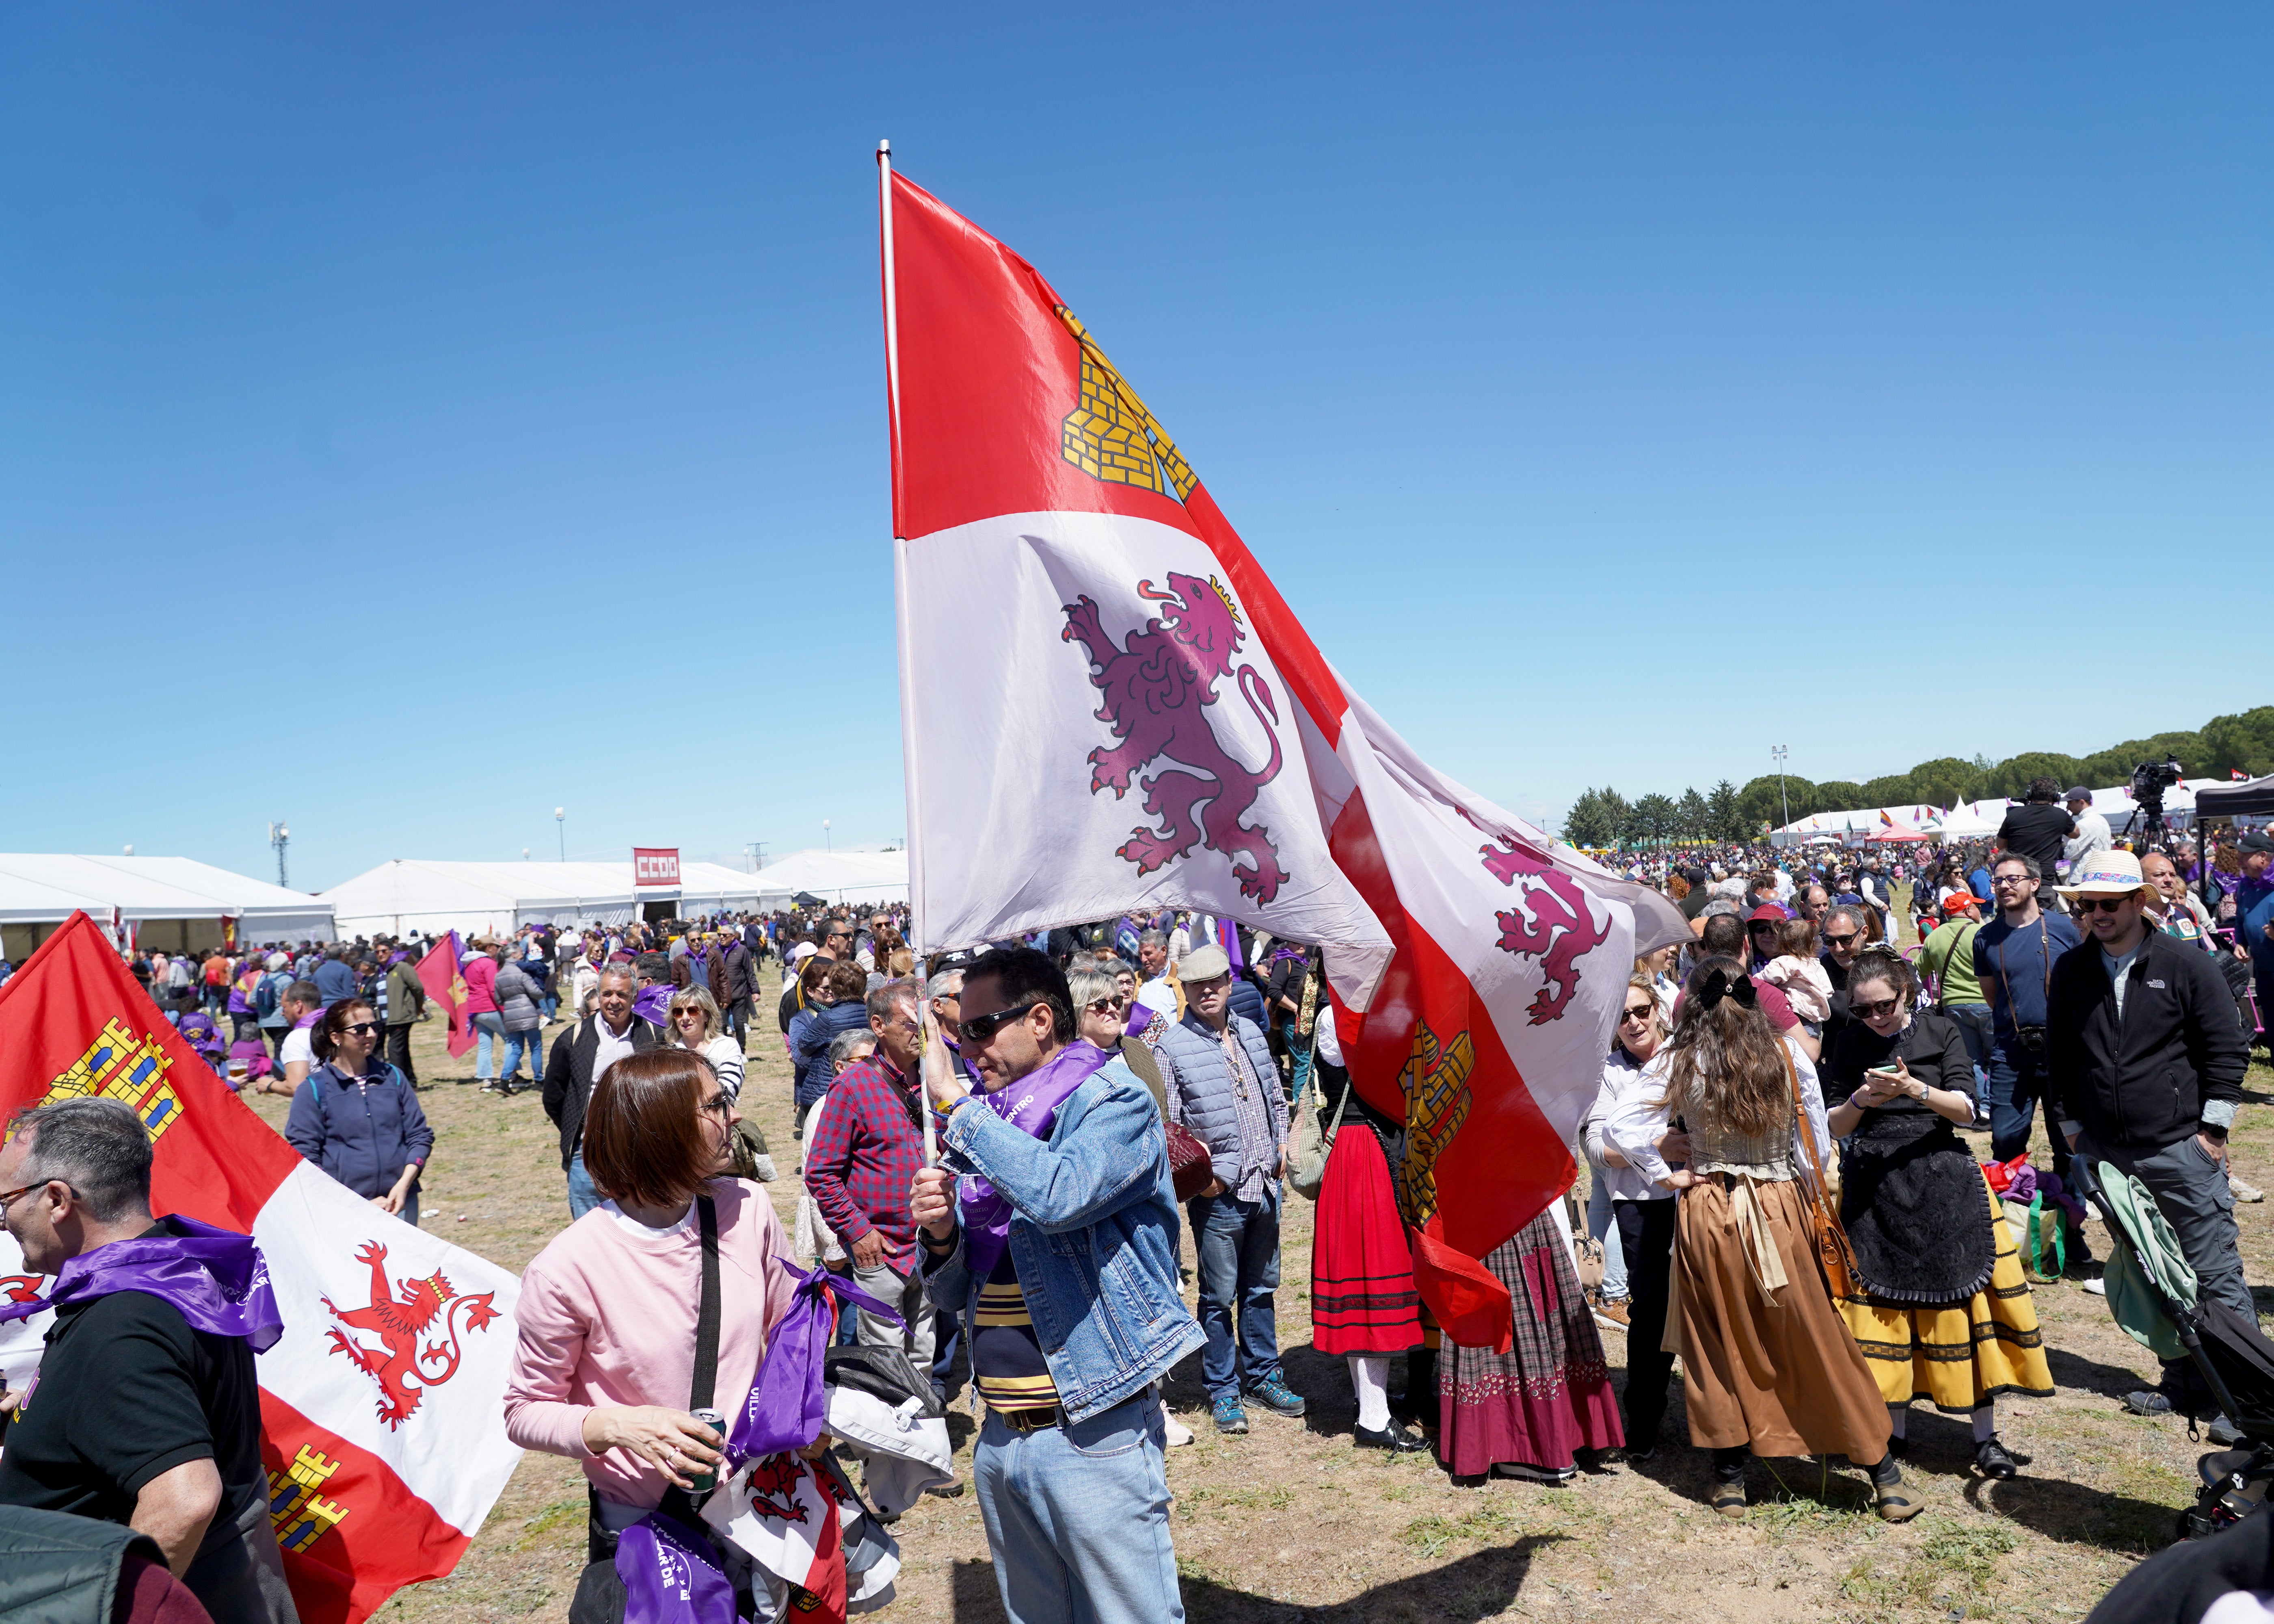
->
xmin=751 ymin=849 xmax=909 ymax=909
xmin=0 ymin=855 xmax=335 ymax=939
xmin=322 ymin=858 xmax=774 ymax=939
xmin=1773 ymin=778 xmax=2230 ymax=845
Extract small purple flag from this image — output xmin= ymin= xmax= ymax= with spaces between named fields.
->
xmin=615 ymin=1514 xmax=735 ymax=1624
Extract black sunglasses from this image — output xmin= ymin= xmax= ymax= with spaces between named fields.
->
xmin=1852 ymin=996 xmax=1901 ymax=1019
xmin=1823 ymin=932 xmax=1860 ymax=948
xmin=958 ymin=1000 xmax=1040 ymax=1043
xmin=339 ymin=1021 xmax=379 ymax=1037
xmin=2077 ymin=896 xmax=2136 ymax=915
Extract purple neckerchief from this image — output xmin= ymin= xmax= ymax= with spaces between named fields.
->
xmin=633 ymin=983 xmax=672 ymax=1026
xmin=0 ymin=1216 xmax=283 ymax=1352
xmin=293 ymin=1009 xmax=323 ymax=1031
xmin=957 ymin=1041 xmax=1116 ymax=1282
xmin=726 ymin=1261 xmax=903 ymax=1464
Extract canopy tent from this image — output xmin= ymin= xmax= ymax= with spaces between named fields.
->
xmin=0 ymin=854 xmax=335 ymax=961
xmin=751 ymin=849 xmax=909 ymax=911
xmin=2190 ymin=773 xmax=2274 ymax=821
xmin=676 ymin=862 xmax=769 ymax=915
xmin=1863 ymin=829 xmax=1931 ymax=844
xmin=1775 ymin=779 xmax=2235 ymax=847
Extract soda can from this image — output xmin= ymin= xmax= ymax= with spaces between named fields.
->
xmin=685 ymin=1408 xmax=725 ymax=1495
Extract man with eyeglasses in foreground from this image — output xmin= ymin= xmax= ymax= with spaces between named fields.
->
xmin=1971 ymin=853 xmax=2090 ymax=1266
xmin=2047 ymin=851 xmax=2251 ymax=1425
xmin=909 ymin=947 xmax=1202 ymax=1624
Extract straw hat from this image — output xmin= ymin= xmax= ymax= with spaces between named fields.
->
xmin=2056 ymin=850 xmax=2157 ymax=903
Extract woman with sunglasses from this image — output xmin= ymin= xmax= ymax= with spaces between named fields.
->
xmin=1604 ymin=955 xmax=1914 ymax=1521
xmin=1823 ymin=949 xmax=2051 ymax=1480
xmin=1069 ymin=966 xmax=1167 ymax=1117
xmin=1582 ymin=976 xmax=1680 ymax=1455
xmin=285 ymin=998 xmax=433 ymax=1225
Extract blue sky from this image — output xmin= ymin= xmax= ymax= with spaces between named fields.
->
xmin=4 ymin=5 xmax=2268 ymax=892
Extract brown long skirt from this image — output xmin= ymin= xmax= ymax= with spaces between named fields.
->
xmin=1675 ymin=1177 xmax=1894 ymax=1463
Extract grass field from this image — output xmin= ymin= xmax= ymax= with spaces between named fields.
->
xmin=248 ymin=911 xmax=2274 ymax=1624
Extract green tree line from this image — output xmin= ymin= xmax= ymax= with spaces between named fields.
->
xmin=1561 ymin=705 xmax=2274 ymax=848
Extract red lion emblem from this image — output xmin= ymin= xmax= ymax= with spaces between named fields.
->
xmin=1480 ymin=836 xmax=1613 ymax=1025
xmin=320 ymin=1241 xmax=500 ymax=1429
xmin=0 ymin=1275 xmax=43 ymax=1305
xmin=744 ymin=1453 xmax=812 ymax=1525
xmin=1061 ymin=570 xmax=1288 ymax=902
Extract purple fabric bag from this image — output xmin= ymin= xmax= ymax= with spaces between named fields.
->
xmin=615 ymin=1514 xmax=735 ymax=1624
xmin=725 ymin=1263 xmax=903 ymax=1466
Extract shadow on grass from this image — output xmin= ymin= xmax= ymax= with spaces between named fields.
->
xmin=948 ymin=1537 xmax=1567 ymax=1623
xmin=2046 ymin=1342 xmax=2163 ymax=1399
xmin=1967 ymin=1473 xmax=2189 ymax=1555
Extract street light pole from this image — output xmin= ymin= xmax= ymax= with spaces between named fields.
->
xmin=1772 ymin=745 xmax=1790 ymax=836
xmin=555 ymin=807 xmax=566 ymax=862
xmin=268 ymin=821 xmax=290 ymax=889
xmin=823 ymin=819 xmax=832 ymax=853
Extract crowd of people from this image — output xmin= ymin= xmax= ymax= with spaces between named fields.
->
xmin=2 ymin=776 xmax=2271 ymax=1622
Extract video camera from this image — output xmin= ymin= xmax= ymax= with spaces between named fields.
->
xmin=2131 ymin=756 xmax=2185 ymax=814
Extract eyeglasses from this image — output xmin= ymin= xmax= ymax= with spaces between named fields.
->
xmin=1853 ymin=996 xmax=1902 ymax=1019
xmin=0 ymin=1179 xmax=71 ymax=1217
xmin=957 ymin=1000 xmax=1041 ymax=1043
xmin=1823 ymin=932 xmax=1859 ymax=948
xmin=340 ymin=1021 xmax=379 ymax=1037
xmin=2077 ymin=896 xmax=2136 ymax=915
xmin=1087 ymin=997 xmax=1126 ymax=1014
xmin=1992 ymin=874 xmax=2032 ymax=887
xmin=1620 ymin=1004 xmax=1655 ymax=1022
xmin=700 ymin=1091 xmax=735 ymax=1120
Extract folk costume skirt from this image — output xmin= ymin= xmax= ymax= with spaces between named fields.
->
xmin=1837 ymin=1173 xmax=2055 ymax=1412
xmin=1674 ymin=1174 xmax=1893 ymax=1463
xmin=1310 ymin=1123 xmax=1421 ymax=1357
xmin=1435 ymin=1209 xmax=1623 ymax=1476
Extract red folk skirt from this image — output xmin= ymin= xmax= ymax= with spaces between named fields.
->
xmin=1310 ymin=1123 xmax=1422 ymax=1356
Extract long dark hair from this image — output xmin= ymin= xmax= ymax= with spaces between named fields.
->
xmin=1657 ymin=955 xmax=1786 ymax=1141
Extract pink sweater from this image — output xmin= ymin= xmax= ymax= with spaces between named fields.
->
xmin=502 ymin=1178 xmax=800 ymax=1508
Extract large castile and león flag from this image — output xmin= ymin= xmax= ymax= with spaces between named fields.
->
xmin=878 ymin=153 xmax=1689 ymax=1348
xmin=0 ymin=913 xmax=522 ymax=1624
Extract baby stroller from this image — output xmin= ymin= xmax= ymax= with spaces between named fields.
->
xmin=2068 ymin=1155 xmax=2274 ymax=1541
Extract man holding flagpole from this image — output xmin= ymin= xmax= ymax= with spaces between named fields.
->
xmin=909 ymin=947 xmax=1201 ymax=1624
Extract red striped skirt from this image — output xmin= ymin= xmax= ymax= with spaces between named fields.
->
xmin=1310 ymin=1122 xmax=1422 ymax=1355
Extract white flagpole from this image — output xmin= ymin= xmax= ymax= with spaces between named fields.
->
xmin=880 ymin=139 xmax=940 ymax=1171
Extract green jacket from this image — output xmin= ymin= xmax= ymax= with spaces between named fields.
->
xmin=385 ymin=961 xmax=426 ymax=1026
xmin=0 ymin=1503 xmax=163 ymax=1623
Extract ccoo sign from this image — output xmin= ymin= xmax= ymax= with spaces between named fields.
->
xmin=632 ymin=847 xmax=681 ymax=887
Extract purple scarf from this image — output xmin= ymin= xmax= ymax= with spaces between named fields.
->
xmin=633 ymin=983 xmax=672 ymax=1026
xmin=958 ymin=1041 xmax=1116 ymax=1281
xmin=726 ymin=1262 xmax=903 ymax=1465
xmin=0 ymin=1216 xmax=283 ymax=1352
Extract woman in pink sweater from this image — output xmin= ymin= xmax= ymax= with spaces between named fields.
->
xmin=502 ymin=1048 xmax=799 ymax=1531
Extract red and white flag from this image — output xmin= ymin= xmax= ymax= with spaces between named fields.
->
xmin=0 ymin=914 xmax=521 ymax=1623
xmin=878 ymin=158 xmax=1686 ymax=1343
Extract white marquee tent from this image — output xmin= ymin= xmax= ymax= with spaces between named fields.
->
xmin=1773 ymin=779 xmax=2230 ymax=847
xmin=0 ymin=854 xmax=335 ymax=959
xmin=323 ymin=859 xmax=769 ymax=941
xmin=752 ymin=849 xmax=909 ymax=910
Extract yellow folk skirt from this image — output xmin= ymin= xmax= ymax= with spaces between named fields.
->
xmin=1837 ymin=1173 xmax=2056 ymax=1412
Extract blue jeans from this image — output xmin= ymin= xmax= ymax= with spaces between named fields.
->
xmin=501 ymin=1026 xmax=543 ymax=1083
xmin=472 ymin=1012 xmax=507 ymax=1079
xmin=972 ymin=1392 xmax=1182 ymax=1624
xmin=566 ymin=1149 xmax=601 ymax=1220
xmin=1187 ymin=1185 xmax=1284 ymax=1401
xmin=539 ymin=994 xmax=558 ymax=1023
xmin=1586 ymin=1174 xmax=1629 ymax=1301
xmin=1276 ymin=1019 xmax=1313 ymax=1104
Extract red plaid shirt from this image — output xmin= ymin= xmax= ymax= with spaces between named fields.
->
xmin=801 ymin=1052 xmax=928 ymax=1268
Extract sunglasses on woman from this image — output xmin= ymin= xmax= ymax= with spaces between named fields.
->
xmin=339 ymin=1021 xmax=379 ymax=1037
xmin=1852 ymin=996 xmax=1902 ymax=1019
xmin=1087 ymin=996 xmax=1125 ymax=1013
xmin=1620 ymin=1003 xmax=1654 ymax=1023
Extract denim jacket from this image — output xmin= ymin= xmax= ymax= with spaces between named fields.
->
xmin=920 ymin=1054 xmax=1205 ymax=1421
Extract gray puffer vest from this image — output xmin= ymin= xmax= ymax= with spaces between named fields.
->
xmin=1157 ymin=1011 xmax=1287 ymax=1190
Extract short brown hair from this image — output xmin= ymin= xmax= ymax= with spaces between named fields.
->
xmin=823 ymin=961 xmax=869 ymax=1004
xmin=581 ymin=1050 xmax=715 ymax=1209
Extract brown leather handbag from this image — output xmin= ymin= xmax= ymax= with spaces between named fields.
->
xmin=1783 ymin=1043 xmax=1859 ymax=1299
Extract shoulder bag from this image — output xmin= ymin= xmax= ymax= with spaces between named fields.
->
xmin=1781 ymin=1044 xmax=1858 ymax=1300
xmin=1287 ymin=1072 xmax=1352 ymax=1202
xmin=568 ymin=1194 xmax=724 ymax=1624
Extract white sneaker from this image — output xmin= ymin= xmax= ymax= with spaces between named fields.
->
xmin=1161 ymin=1404 xmax=1194 ymax=1447
xmin=2083 ymin=1275 xmax=2107 ymax=1296
xmin=2232 ymin=1174 xmax=2266 ymax=1204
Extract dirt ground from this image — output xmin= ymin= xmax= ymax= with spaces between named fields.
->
xmin=248 ymin=918 xmax=2274 ymax=1624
